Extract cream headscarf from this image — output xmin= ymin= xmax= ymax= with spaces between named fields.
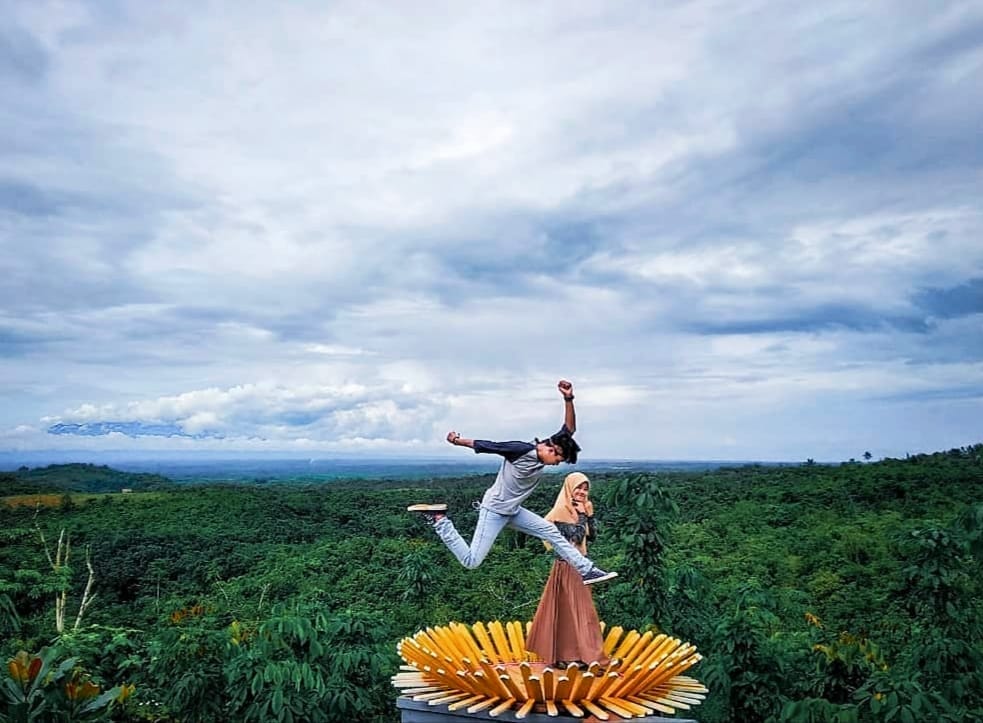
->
xmin=543 ymin=472 xmax=594 ymax=552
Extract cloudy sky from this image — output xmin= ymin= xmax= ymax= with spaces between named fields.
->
xmin=1 ymin=1 xmax=981 ymax=462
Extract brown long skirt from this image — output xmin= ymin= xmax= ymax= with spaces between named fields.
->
xmin=526 ymin=559 xmax=609 ymax=666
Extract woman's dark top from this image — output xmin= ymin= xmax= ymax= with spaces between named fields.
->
xmin=554 ymin=512 xmax=596 ymax=547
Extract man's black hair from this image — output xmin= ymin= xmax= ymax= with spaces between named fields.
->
xmin=549 ymin=429 xmax=581 ymax=464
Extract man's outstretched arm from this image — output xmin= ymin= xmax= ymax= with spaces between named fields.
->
xmin=558 ymin=379 xmax=576 ymax=434
xmin=447 ymin=431 xmax=535 ymax=462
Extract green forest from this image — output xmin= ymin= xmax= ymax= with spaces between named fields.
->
xmin=1 ymin=447 xmax=981 ymax=722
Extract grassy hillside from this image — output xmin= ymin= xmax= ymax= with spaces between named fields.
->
xmin=0 ymin=463 xmax=173 ymax=495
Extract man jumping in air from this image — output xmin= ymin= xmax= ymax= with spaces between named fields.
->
xmin=408 ymin=380 xmax=618 ymax=586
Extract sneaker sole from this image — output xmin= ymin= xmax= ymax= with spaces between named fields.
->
xmin=583 ymin=571 xmax=619 ymax=586
xmin=407 ymin=503 xmax=448 ymax=512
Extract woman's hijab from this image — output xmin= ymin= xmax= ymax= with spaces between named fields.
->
xmin=542 ymin=472 xmax=594 ymax=552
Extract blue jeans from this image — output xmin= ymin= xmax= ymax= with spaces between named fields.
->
xmin=433 ymin=505 xmax=594 ymax=576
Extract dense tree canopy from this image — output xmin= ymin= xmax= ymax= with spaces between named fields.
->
xmin=2 ymin=446 xmax=981 ymax=721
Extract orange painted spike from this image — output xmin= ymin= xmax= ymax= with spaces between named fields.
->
xmin=507 ymin=621 xmax=526 ymax=659
xmin=472 ymin=670 xmax=505 ymax=699
xmin=601 ymin=626 xmax=624 ymax=656
xmin=618 ymin=630 xmax=653 ymax=670
xmin=488 ymin=621 xmax=513 ymax=662
xmin=472 ymin=622 xmax=499 ymax=664
xmin=612 ymin=630 xmax=641 ymax=660
xmin=462 ymin=670 xmax=492 ymax=698
xmin=489 ymin=698 xmax=515 ymax=717
xmin=477 ymin=660 xmax=513 ymax=700
xmin=428 ymin=692 xmax=470 ymax=707
xmin=589 ymin=672 xmax=622 ymax=702
xmin=448 ymin=694 xmax=486 ymax=711
xmin=598 ymin=697 xmax=635 ymax=719
xmin=515 ymin=698 xmax=536 ymax=719
xmin=624 ymin=694 xmax=657 ymax=714
xmin=581 ymin=699 xmax=610 ymax=720
xmin=450 ymin=624 xmax=484 ymax=664
xmin=518 ymin=662 xmax=535 ymax=693
xmin=553 ymin=674 xmax=572 ymax=701
xmin=499 ymin=673 xmax=527 ymax=702
xmin=542 ymin=668 xmax=555 ymax=700
xmin=636 ymin=693 xmax=679 ymax=715
xmin=399 ymin=686 xmax=442 ymax=695
xmin=604 ymin=696 xmax=650 ymax=716
xmin=569 ymin=672 xmax=594 ymax=701
xmin=561 ymin=700 xmax=585 ymax=717
xmin=467 ymin=696 xmax=501 ymax=714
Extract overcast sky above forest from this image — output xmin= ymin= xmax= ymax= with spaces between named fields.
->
xmin=2 ymin=1 xmax=981 ymax=462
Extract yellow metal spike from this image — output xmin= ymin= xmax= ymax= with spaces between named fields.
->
xmin=581 ymin=699 xmax=610 ymax=720
xmin=472 ymin=622 xmax=499 ymax=664
xmin=612 ymin=629 xmax=641 ymax=660
xmin=604 ymin=696 xmax=650 ymax=716
xmin=587 ymin=672 xmax=621 ymax=702
xmin=628 ymin=633 xmax=670 ymax=675
xmin=598 ymin=697 xmax=635 ymax=719
xmin=448 ymin=627 xmax=481 ymax=665
xmin=636 ymin=693 xmax=679 ymax=715
xmin=601 ymin=625 xmax=624 ymax=656
xmin=624 ymin=694 xmax=657 ymax=714
xmin=617 ymin=629 xmax=653 ymax=670
xmin=488 ymin=621 xmax=513 ymax=662
xmin=507 ymin=621 xmax=526 ymax=659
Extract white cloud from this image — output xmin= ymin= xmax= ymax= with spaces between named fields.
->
xmin=1 ymin=0 xmax=980 ymax=461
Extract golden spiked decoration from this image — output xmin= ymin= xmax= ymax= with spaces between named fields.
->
xmin=392 ymin=620 xmax=707 ymax=720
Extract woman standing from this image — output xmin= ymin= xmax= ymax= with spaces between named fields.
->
xmin=526 ymin=472 xmax=610 ymax=668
